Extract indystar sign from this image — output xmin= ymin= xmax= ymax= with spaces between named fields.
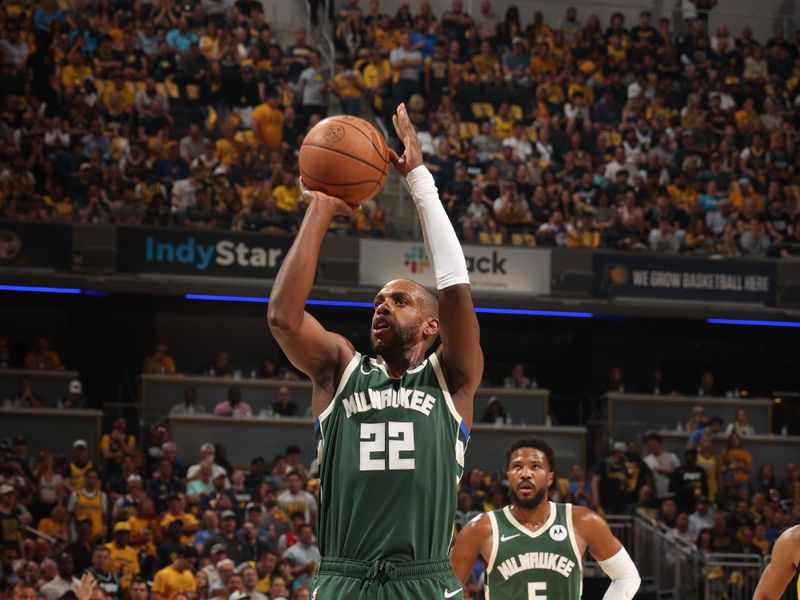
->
xmin=118 ymin=227 xmax=291 ymax=277
xmin=359 ymin=239 xmax=551 ymax=295
xmin=144 ymin=236 xmax=284 ymax=271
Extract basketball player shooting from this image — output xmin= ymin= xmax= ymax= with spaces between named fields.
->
xmin=450 ymin=437 xmax=641 ymax=600
xmin=753 ymin=525 xmax=800 ymax=600
xmin=267 ymin=103 xmax=483 ymax=599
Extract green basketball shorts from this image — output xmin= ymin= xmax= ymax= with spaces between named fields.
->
xmin=310 ymin=557 xmax=464 ymax=600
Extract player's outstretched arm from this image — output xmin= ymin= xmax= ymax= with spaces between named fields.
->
xmin=573 ymin=506 xmax=641 ymax=600
xmin=267 ymin=189 xmax=355 ymax=404
xmin=449 ymin=514 xmax=492 ymax=584
xmin=754 ymin=525 xmax=800 ymax=600
xmin=389 ymin=103 xmax=483 ymax=427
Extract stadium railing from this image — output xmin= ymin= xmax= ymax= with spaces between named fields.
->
xmin=702 ymin=553 xmax=764 ymax=600
xmin=632 ymin=516 xmax=700 ymax=600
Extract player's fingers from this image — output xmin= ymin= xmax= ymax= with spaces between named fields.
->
xmin=388 ymin=148 xmax=403 ymax=167
xmin=298 ymin=177 xmax=308 ymax=193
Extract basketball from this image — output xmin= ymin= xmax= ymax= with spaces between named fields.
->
xmin=298 ymin=115 xmax=390 ymax=207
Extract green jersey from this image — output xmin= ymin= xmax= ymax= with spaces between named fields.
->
xmin=315 ymin=352 xmax=469 ymax=562
xmin=485 ymin=502 xmax=583 ymax=600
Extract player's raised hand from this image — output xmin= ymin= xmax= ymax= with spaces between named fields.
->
xmin=389 ymin=103 xmax=422 ymax=177
xmin=298 ymin=177 xmax=354 ymax=217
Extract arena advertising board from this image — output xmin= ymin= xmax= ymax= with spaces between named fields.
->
xmin=358 ymin=239 xmax=551 ymax=295
xmin=593 ymin=252 xmax=776 ymax=304
xmin=117 ymin=227 xmax=291 ymax=278
xmin=0 ymin=220 xmax=72 ymax=270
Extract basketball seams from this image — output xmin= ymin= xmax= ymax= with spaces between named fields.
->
xmin=336 ymin=118 xmax=390 ymax=171
xmin=300 ymin=143 xmax=387 ymax=177
xmin=299 ymin=168 xmax=382 ymax=187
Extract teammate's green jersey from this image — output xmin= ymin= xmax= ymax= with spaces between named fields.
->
xmin=485 ymin=502 xmax=583 ymax=600
xmin=314 ymin=352 xmax=469 ymax=562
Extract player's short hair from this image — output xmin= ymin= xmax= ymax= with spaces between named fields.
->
xmin=505 ymin=436 xmax=556 ymax=472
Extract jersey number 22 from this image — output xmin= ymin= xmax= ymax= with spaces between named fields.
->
xmin=359 ymin=421 xmax=415 ymax=471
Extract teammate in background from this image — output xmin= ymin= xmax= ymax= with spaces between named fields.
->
xmin=450 ymin=437 xmax=641 ymax=600
xmin=267 ymin=103 xmax=483 ymax=599
xmin=753 ymin=525 xmax=800 ymax=600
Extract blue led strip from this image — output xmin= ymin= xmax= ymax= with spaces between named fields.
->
xmin=474 ymin=307 xmax=593 ymax=318
xmin=707 ymin=318 xmax=800 ymax=329
xmin=0 ymin=285 xmax=82 ymax=294
xmin=184 ymin=294 xmax=593 ymax=317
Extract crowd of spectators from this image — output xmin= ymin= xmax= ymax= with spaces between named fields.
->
xmin=1 ymin=335 xmax=799 ymax=599
xmin=2 ymin=0 xmax=800 ymax=254
xmin=0 ymin=425 xmax=319 ymax=600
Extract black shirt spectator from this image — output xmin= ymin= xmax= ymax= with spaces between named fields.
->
xmin=669 ymin=450 xmax=709 ymax=513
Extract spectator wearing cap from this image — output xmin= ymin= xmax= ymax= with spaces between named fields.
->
xmin=23 ymin=336 xmax=62 ymax=371
xmin=689 ymin=496 xmax=713 ymax=533
xmin=156 ymin=516 xmax=185 ymax=570
xmin=67 ymin=468 xmax=107 ymax=542
xmin=0 ymin=484 xmax=22 ymax=552
xmin=160 ymin=496 xmax=199 ymax=546
xmin=237 ymin=503 xmax=271 ymax=549
xmin=592 ymin=442 xmax=632 ymax=514
xmin=105 ymin=521 xmax=140 ymax=593
xmin=201 ymin=543 xmax=228 ymax=589
xmin=60 ymin=380 xmax=83 ymax=409
xmin=152 ymin=546 xmax=197 ymax=600
xmin=39 ymin=552 xmax=79 ymax=600
xmin=199 ymin=471 xmax=237 ymax=515
xmin=203 ymin=511 xmax=247 ymax=565
xmin=213 ymin=388 xmax=252 ymax=418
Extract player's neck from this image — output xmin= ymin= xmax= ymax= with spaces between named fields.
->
xmin=376 ymin=345 xmax=428 ymax=378
xmin=510 ymin=499 xmax=551 ymax=531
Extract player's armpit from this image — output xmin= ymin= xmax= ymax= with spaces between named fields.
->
xmin=449 ymin=513 xmax=492 ymax=584
xmin=269 ymin=311 xmax=354 ymax=386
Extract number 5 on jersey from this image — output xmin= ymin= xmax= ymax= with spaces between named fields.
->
xmin=529 ymin=582 xmax=547 ymax=600
xmin=359 ymin=421 xmax=415 ymax=471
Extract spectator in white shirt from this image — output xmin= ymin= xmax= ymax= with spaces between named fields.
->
xmin=643 ymin=433 xmax=681 ymax=499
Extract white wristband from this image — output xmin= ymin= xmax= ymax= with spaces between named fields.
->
xmin=405 ymin=165 xmax=470 ymax=290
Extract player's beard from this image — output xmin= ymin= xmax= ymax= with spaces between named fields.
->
xmin=370 ymin=321 xmax=419 ymax=356
xmin=510 ymin=486 xmax=548 ymax=510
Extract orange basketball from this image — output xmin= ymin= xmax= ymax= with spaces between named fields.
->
xmin=298 ymin=115 xmax=390 ymax=206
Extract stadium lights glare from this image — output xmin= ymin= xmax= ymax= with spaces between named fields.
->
xmin=707 ymin=318 xmax=800 ymax=328
xmin=184 ymin=294 xmax=594 ymax=317
xmin=0 ymin=284 xmax=82 ymax=294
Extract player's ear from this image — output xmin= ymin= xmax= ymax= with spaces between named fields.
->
xmin=547 ymin=471 xmax=554 ymax=488
xmin=422 ymin=316 xmax=440 ymax=337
